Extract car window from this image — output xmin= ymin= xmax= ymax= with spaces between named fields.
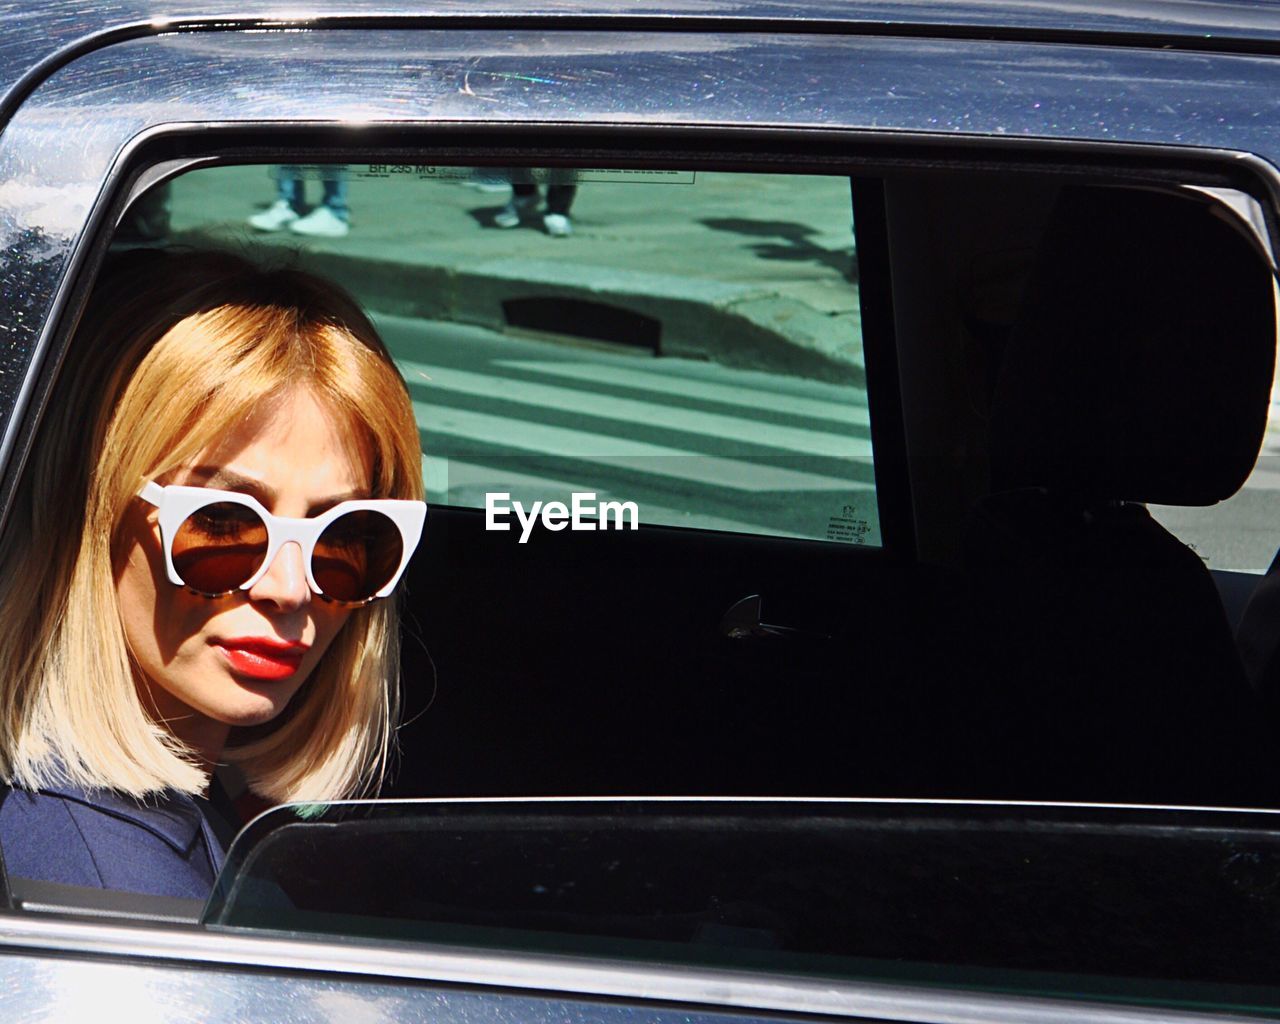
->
xmin=205 ymin=798 xmax=1280 ymax=1017
xmin=15 ymin=152 xmax=1280 ymax=998
xmin=63 ymin=164 xmax=1274 ymax=811
xmin=146 ymin=163 xmax=880 ymax=548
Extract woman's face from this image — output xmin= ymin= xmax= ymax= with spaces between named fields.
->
xmin=115 ymin=387 xmax=369 ymax=763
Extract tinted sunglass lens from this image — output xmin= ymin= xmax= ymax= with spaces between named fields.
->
xmin=172 ymin=502 xmax=269 ymax=595
xmin=313 ymin=510 xmax=403 ymax=603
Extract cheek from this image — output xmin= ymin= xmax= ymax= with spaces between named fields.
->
xmin=285 ymin=605 xmax=355 ymax=691
xmin=313 ymin=605 xmax=356 ymax=656
xmin=114 ymin=507 xmax=163 ymax=656
xmin=113 ymin=507 xmax=210 ymax=663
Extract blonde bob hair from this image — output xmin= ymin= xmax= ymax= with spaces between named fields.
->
xmin=0 ymin=249 xmax=424 ymax=802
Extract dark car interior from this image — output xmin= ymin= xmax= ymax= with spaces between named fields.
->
xmin=363 ymin=167 xmax=1280 ymax=811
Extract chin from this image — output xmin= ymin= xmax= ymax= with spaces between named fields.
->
xmin=215 ymin=694 xmax=294 ymax=728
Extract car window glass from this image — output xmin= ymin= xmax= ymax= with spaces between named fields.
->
xmin=144 ymin=164 xmax=879 ymax=548
xmin=206 ymin=798 xmax=1280 ymax=1016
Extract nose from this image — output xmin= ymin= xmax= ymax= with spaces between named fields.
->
xmin=247 ymin=540 xmax=311 ymax=611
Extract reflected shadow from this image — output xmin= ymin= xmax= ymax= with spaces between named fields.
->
xmin=468 ymin=204 xmax=522 ymax=230
xmin=699 ymin=217 xmax=857 ymax=280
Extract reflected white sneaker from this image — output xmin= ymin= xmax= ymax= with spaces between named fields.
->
xmin=247 ymin=199 xmax=298 ymax=232
xmin=494 ymin=194 xmax=539 ymax=228
xmin=289 ymin=206 xmax=350 ymax=238
xmin=543 ymin=213 xmax=572 ymax=237
xmin=465 ymin=174 xmax=510 ymax=193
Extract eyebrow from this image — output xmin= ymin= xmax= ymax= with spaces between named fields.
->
xmin=180 ymin=465 xmax=370 ymax=515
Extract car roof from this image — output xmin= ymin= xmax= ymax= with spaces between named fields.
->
xmin=14 ymin=0 xmax=1280 ymax=42
xmin=7 ymin=0 xmax=1280 ymax=126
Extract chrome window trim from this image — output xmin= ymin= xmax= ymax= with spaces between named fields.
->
xmin=0 ymin=911 xmax=1272 ymax=1024
xmin=237 ymin=791 xmax=1280 ymax=819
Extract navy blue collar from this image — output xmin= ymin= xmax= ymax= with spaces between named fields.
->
xmin=39 ymin=782 xmax=207 ymax=858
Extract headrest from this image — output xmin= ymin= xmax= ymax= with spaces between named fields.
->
xmin=988 ymin=185 xmax=1276 ymax=505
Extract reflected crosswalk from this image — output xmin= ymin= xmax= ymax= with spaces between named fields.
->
xmin=496 ymin=358 xmax=870 ymax=426
xmin=401 ymin=358 xmax=867 ymax=457
xmin=384 ymin=308 xmax=879 ymax=541
xmin=413 ymin=401 xmax=868 ymax=493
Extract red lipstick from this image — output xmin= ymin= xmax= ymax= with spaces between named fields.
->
xmin=215 ymin=637 xmax=309 ymax=681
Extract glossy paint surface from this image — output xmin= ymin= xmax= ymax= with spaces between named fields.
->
xmin=0 ymin=948 xmax=797 ymax=1024
xmin=6 ymin=0 xmax=1280 ymax=126
xmin=0 ymin=910 xmax=1269 ymax=1024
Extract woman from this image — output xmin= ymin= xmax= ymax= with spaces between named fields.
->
xmin=0 ymin=249 xmax=425 ymax=899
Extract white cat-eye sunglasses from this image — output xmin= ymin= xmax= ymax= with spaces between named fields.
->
xmin=139 ymin=481 xmax=426 ymax=605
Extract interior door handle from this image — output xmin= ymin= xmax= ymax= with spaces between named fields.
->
xmin=719 ymin=594 xmax=829 ymax=641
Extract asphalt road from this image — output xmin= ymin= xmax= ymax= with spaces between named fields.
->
xmin=376 ymin=313 xmax=879 ymax=546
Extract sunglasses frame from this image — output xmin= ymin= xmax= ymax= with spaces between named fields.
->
xmin=138 ymin=480 xmax=427 ymax=604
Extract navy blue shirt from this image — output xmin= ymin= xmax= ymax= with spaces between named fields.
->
xmin=0 ymin=781 xmax=235 ymax=899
